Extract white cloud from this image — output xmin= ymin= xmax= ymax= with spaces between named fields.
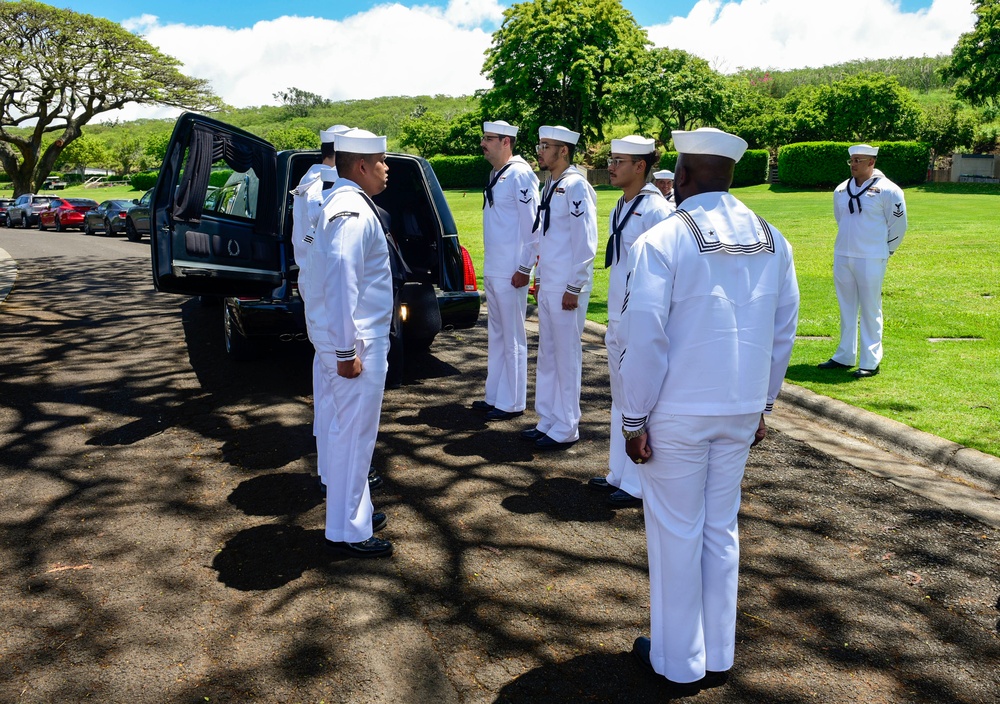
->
xmin=646 ymin=0 xmax=976 ymax=72
xmin=105 ymin=0 xmax=976 ymax=123
xmin=444 ymin=0 xmax=505 ymax=26
xmin=107 ymin=3 xmax=497 ymax=122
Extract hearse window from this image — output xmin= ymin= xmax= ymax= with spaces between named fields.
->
xmin=171 ymin=122 xmax=278 ymax=236
xmin=205 ymin=169 xmax=259 ymax=220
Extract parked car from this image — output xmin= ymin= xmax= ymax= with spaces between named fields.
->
xmin=83 ymin=199 xmax=135 ymax=236
xmin=0 ymin=198 xmax=13 ymax=226
xmin=37 ymin=198 xmax=99 ymax=231
xmin=150 ymin=112 xmax=481 ymax=360
xmin=124 ymin=189 xmax=153 ymax=242
xmin=6 ymin=194 xmax=59 ymax=228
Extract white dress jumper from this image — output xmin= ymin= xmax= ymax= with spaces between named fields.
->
xmin=482 ymin=156 xmax=539 ymax=413
xmin=604 ymin=183 xmax=672 ymax=496
xmin=831 ymin=174 xmax=907 ymax=369
xmin=299 ymin=178 xmax=393 ymax=544
xmin=519 ymin=166 xmax=598 ymax=443
xmin=618 ymin=192 xmax=799 ymax=683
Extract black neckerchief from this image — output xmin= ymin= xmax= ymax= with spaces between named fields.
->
xmin=532 ymin=175 xmax=567 ymax=235
xmin=483 ymin=162 xmax=513 ymax=209
xmin=356 ymin=190 xmax=411 ymax=285
xmin=604 ymin=193 xmax=646 ymax=268
xmin=846 ymin=176 xmax=880 ymax=214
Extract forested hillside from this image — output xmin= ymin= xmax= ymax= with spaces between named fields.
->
xmin=1 ymin=52 xmax=993 ymax=186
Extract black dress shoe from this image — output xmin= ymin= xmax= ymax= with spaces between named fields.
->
xmin=485 ymin=408 xmax=524 ymax=421
xmin=587 ymin=476 xmax=616 ymax=492
xmin=372 ymin=512 xmax=387 ymax=532
xmin=327 ymin=536 xmax=394 ymax=558
xmin=817 ymin=358 xmax=852 ymax=369
xmin=368 ymin=466 xmax=383 ymax=490
xmin=535 ymin=435 xmax=577 ymax=451
xmin=520 ymin=428 xmax=546 ymax=442
xmin=607 ymin=488 xmax=642 ymax=508
xmin=471 ymin=400 xmax=495 ymax=412
xmin=631 ymin=637 xmax=701 ymax=696
xmin=853 ymin=366 xmax=880 ymax=378
xmin=702 ymin=669 xmax=731 ymax=689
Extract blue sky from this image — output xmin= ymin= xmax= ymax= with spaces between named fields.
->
xmin=63 ymin=0 xmax=938 ymax=29
xmin=55 ymin=0 xmax=973 ymax=121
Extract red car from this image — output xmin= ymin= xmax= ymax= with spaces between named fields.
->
xmin=37 ymin=198 xmax=99 ymax=231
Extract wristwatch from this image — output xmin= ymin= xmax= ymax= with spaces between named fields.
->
xmin=621 ymin=425 xmax=646 ymax=441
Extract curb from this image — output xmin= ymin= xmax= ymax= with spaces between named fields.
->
xmin=778 ymin=382 xmax=1000 ymax=494
xmin=0 ymin=247 xmax=16 ymax=305
xmin=581 ymin=318 xmax=1000 ymax=495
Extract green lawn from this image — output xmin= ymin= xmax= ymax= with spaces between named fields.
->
xmin=446 ymin=183 xmax=1000 ymax=457
xmin=0 ymin=183 xmax=144 ymax=202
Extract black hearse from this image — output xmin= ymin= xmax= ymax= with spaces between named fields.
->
xmin=149 ymin=112 xmax=481 ymax=359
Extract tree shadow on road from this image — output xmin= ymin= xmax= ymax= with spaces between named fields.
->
xmin=1 ymin=255 xmax=999 ymax=703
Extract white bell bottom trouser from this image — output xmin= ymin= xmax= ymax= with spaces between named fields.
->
xmin=637 ymin=411 xmax=760 ymax=684
xmin=832 ymin=255 xmax=887 ymax=370
xmin=533 ymin=287 xmax=590 ymax=443
xmin=312 ymin=355 xmax=332 ymax=485
xmin=484 ymin=276 xmax=529 ymax=413
xmin=604 ymin=321 xmax=642 ymax=498
xmin=319 ymin=336 xmax=388 ymax=544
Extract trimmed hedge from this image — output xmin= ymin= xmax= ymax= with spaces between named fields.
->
xmin=210 ymin=169 xmax=235 ymax=187
xmin=777 ymin=141 xmax=930 ymax=188
xmin=427 ymin=156 xmax=492 ymax=189
xmin=130 ymin=171 xmax=159 ymax=191
xmin=129 ymin=168 xmax=237 ymax=192
xmin=659 ymin=149 xmax=769 ymax=188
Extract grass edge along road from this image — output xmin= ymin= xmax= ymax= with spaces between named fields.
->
xmin=446 ymin=182 xmax=1000 ymax=459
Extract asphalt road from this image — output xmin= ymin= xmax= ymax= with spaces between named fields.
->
xmin=0 ymin=229 xmax=998 ymax=703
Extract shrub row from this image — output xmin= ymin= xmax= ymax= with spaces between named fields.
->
xmin=427 ymin=156 xmax=492 ymax=189
xmin=129 ymin=169 xmax=235 ymax=192
xmin=129 ymin=171 xmax=159 ymax=191
xmin=777 ymin=142 xmax=930 ymax=187
xmin=210 ymin=169 xmax=235 ymax=187
xmin=659 ymin=149 xmax=770 ymax=188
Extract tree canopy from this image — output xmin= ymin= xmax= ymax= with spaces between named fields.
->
xmin=942 ymin=0 xmax=1000 ymax=112
xmin=0 ymin=1 xmax=222 ymax=195
xmin=608 ymin=47 xmax=729 ymax=145
xmin=480 ymin=0 xmax=648 ymax=147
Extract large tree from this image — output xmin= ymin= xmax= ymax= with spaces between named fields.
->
xmin=608 ymin=47 xmax=729 ymax=146
xmin=480 ymin=0 xmax=648 ymax=147
xmin=813 ymin=73 xmax=923 ymax=141
xmin=942 ymin=0 xmax=1000 ymax=112
xmin=0 ymin=1 xmax=222 ymax=195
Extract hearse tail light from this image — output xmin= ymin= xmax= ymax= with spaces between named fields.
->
xmin=399 ymin=303 xmax=409 ymax=322
xmin=460 ymin=245 xmax=478 ymax=292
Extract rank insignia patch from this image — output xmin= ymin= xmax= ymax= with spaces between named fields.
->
xmin=328 ymin=211 xmax=360 ymax=222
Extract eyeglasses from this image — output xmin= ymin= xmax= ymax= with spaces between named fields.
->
xmin=847 ymin=158 xmax=873 ymax=165
xmin=607 ymin=157 xmax=636 ymax=167
xmin=482 ymin=135 xmax=501 ymax=142
xmin=535 ymin=143 xmax=556 ymax=154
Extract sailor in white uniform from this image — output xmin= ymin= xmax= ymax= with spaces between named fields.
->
xmin=512 ymin=125 xmax=598 ymax=450
xmin=818 ymin=144 xmax=907 ymax=377
xmin=590 ymin=136 xmax=672 ymax=508
xmin=475 ymin=119 xmax=540 ymax=422
xmin=299 ymin=128 xmax=394 ymax=559
xmin=652 ymin=169 xmax=676 ymax=205
xmin=618 ymin=128 xmax=799 ymax=692
xmin=291 ymin=125 xmax=349 ymax=492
